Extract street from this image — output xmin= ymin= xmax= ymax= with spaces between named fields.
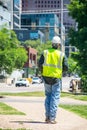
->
xmin=0 ymin=77 xmax=72 ymax=93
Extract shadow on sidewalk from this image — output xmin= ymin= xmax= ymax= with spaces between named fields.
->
xmin=10 ymin=120 xmax=45 ymax=124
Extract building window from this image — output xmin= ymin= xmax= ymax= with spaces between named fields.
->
xmin=57 ymin=1 xmax=59 ymax=4
xmin=35 ymin=1 xmax=37 ymax=4
xmin=54 ymin=1 xmax=56 ymax=4
xmin=45 ymin=5 xmax=46 ymax=7
xmin=19 ymin=33 xmax=23 ymax=40
xmin=0 ymin=16 xmax=3 ymax=21
xmin=54 ymin=5 xmax=56 ymax=7
xmin=30 ymin=53 xmax=32 ymax=59
xmin=9 ymin=22 xmax=11 ymax=27
xmin=33 ymin=55 xmax=36 ymax=60
xmin=38 ymin=5 xmax=40 ymax=7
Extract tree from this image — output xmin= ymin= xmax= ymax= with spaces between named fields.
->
xmin=23 ymin=39 xmax=51 ymax=60
xmin=68 ymin=56 xmax=77 ymax=75
xmin=0 ymin=28 xmax=28 ymax=74
xmin=68 ymin=0 xmax=87 ymax=92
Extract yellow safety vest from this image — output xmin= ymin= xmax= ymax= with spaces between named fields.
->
xmin=42 ymin=49 xmax=64 ymax=78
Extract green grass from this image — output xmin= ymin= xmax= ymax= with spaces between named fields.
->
xmin=0 ymin=128 xmax=32 ymax=130
xmin=0 ymin=102 xmax=25 ymax=115
xmin=0 ymin=91 xmax=45 ymax=97
xmin=61 ymin=92 xmax=87 ymax=101
xmin=0 ymin=91 xmax=87 ymax=101
xmin=59 ymin=104 xmax=87 ymax=119
xmin=0 ymin=92 xmax=87 ymax=121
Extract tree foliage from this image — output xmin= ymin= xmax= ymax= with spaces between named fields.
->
xmin=68 ymin=0 xmax=87 ymax=29
xmin=0 ymin=28 xmax=28 ymax=74
xmin=23 ymin=39 xmax=51 ymax=60
xmin=68 ymin=0 xmax=87 ymax=92
xmin=68 ymin=56 xmax=78 ymax=74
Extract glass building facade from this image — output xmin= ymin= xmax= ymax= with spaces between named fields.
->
xmin=21 ymin=0 xmax=76 ymax=34
xmin=21 ymin=13 xmax=60 ymax=41
xmin=12 ymin=0 xmax=21 ymax=29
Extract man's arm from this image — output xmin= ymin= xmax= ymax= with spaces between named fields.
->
xmin=38 ymin=54 xmax=44 ymax=72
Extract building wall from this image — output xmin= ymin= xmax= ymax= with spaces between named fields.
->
xmin=21 ymin=13 xmax=60 ymax=41
xmin=23 ymin=47 xmax=37 ymax=78
xmin=14 ymin=29 xmax=40 ymax=41
xmin=21 ymin=0 xmax=76 ymax=34
xmin=22 ymin=0 xmax=61 ymax=11
xmin=23 ymin=47 xmax=37 ymax=77
xmin=12 ymin=0 xmax=21 ymax=29
xmin=0 ymin=1 xmax=11 ymax=29
xmin=24 ymin=47 xmax=37 ymax=68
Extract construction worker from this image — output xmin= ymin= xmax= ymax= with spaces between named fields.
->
xmin=38 ymin=36 xmax=68 ymax=124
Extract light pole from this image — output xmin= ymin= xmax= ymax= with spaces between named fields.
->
xmin=61 ymin=0 xmax=64 ymax=52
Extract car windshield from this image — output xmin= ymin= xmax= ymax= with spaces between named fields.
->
xmin=33 ymin=77 xmax=39 ymax=80
xmin=18 ymin=79 xmax=26 ymax=81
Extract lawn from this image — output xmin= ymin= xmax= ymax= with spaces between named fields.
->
xmin=0 ymin=91 xmax=45 ymax=97
xmin=0 ymin=128 xmax=32 ymax=130
xmin=0 ymin=102 xmax=25 ymax=115
xmin=61 ymin=92 xmax=87 ymax=101
xmin=0 ymin=91 xmax=87 ymax=120
xmin=0 ymin=91 xmax=87 ymax=101
xmin=59 ymin=104 xmax=87 ymax=119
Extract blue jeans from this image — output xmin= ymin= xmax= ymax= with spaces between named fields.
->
xmin=44 ymin=79 xmax=61 ymax=121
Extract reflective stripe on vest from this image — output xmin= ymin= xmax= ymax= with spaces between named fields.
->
xmin=43 ymin=50 xmax=63 ymax=69
xmin=42 ymin=49 xmax=64 ymax=78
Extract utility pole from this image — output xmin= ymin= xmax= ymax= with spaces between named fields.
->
xmin=19 ymin=0 xmax=22 ymax=29
xmin=61 ymin=0 xmax=64 ymax=92
xmin=61 ymin=0 xmax=64 ymax=52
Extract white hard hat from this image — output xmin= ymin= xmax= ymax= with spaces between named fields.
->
xmin=52 ymin=36 xmax=61 ymax=44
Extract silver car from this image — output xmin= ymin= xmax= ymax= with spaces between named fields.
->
xmin=15 ymin=79 xmax=30 ymax=87
xmin=32 ymin=77 xmax=42 ymax=84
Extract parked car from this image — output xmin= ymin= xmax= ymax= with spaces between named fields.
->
xmin=15 ymin=78 xmax=30 ymax=87
xmin=32 ymin=77 xmax=42 ymax=84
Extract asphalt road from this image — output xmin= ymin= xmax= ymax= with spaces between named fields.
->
xmin=0 ymin=76 xmax=72 ymax=93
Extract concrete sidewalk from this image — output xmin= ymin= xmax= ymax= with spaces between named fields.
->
xmin=0 ymin=96 xmax=87 ymax=130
